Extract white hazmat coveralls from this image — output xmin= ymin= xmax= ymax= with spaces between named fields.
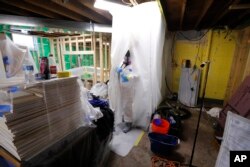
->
xmin=119 ymin=64 xmax=136 ymax=123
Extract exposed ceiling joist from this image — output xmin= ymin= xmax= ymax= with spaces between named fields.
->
xmin=0 ymin=0 xmax=249 ymax=31
xmin=229 ymin=10 xmax=250 ymax=28
xmin=159 ymin=0 xmax=250 ymax=30
xmin=51 ymin=0 xmax=111 ymax=24
xmin=28 ymin=31 xmax=81 ymax=37
xmin=180 ymin=0 xmax=187 ymax=30
xmin=229 ymin=3 xmax=250 ymax=10
xmin=24 ymin=0 xmax=88 ymax=21
xmin=0 ymin=0 xmax=66 ymax=19
xmin=161 ymin=0 xmax=186 ymax=30
xmin=194 ymin=0 xmax=213 ymax=29
xmin=208 ymin=0 xmax=240 ymax=28
xmin=0 ymin=3 xmax=43 ymax=17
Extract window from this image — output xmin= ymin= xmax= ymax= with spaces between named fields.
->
xmin=12 ymin=33 xmax=35 ymax=50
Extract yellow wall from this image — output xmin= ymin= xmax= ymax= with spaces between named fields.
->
xmin=172 ymin=30 xmax=236 ymax=100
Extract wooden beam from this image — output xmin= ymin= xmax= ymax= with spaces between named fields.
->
xmin=0 ymin=3 xmax=43 ymax=17
xmin=224 ymin=28 xmax=250 ymax=104
xmin=160 ymin=0 xmax=185 ymax=30
xmin=57 ymin=39 xmax=63 ymax=71
xmin=0 ymin=0 xmax=65 ymax=19
xmin=49 ymin=38 xmax=55 ymax=58
xmin=194 ymin=0 xmax=213 ymax=29
xmin=229 ymin=3 xmax=250 ymax=10
xmin=209 ymin=0 xmax=240 ymax=28
xmin=229 ymin=10 xmax=250 ymax=28
xmin=63 ymin=51 xmax=94 ymax=55
xmin=104 ymin=42 xmax=108 ymax=81
xmin=180 ymin=0 xmax=187 ymax=30
xmin=93 ymin=32 xmax=97 ymax=84
xmin=60 ymin=38 xmax=66 ymax=71
xmin=77 ymin=0 xmax=112 ymax=21
xmin=51 ymin=0 xmax=111 ymax=24
xmin=24 ymin=0 xmax=88 ymax=21
xmin=99 ymin=33 xmax=104 ymax=82
xmin=243 ymin=43 xmax=250 ymax=79
xmin=108 ymin=40 xmax=111 ymax=75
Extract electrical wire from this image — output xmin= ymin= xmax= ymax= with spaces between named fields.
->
xmin=165 ymin=75 xmax=201 ymax=109
xmin=166 ymin=31 xmax=211 ymax=109
xmin=171 ymin=32 xmax=177 ymax=67
xmin=194 ymin=40 xmax=201 ymax=66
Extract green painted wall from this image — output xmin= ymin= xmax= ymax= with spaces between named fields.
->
xmin=0 ymin=25 xmax=12 ymax=39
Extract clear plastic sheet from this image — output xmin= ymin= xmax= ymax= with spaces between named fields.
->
xmin=108 ymin=2 xmax=166 ymax=129
xmin=0 ymin=34 xmax=37 ymax=85
xmin=17 ymin=44 xmax=38 ymax=74
xmin=21 ymin=127 xmax=113 ymax=167
xmin=0 ymin=34 xmax=25 ymax=78
xmin=90 ymin=83 xmax=108 ymax=99
xmin=77 ymin=79 xmax=103 ymax=123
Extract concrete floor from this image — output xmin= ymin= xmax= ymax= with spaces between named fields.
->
xmin=107 ymin=109 xmax=220 ymax=167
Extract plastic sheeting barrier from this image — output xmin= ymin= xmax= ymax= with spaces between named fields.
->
xmin=108 ymin=2 xmax=166 ymax=129
xmin=0 ymin=34 xmax=37 ymax=79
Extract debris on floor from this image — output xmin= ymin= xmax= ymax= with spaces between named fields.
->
xmin=151 ymin=156 xmax=180 ymax=167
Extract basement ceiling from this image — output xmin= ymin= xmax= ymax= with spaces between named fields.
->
xmin=0 ymin=0 xmax=249 ymax=31
xmin=159 ymin=0 xmax=250 ymax=30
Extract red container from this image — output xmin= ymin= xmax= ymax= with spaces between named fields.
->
xmin=50 ymin=66 xmax=57 ymax=74
xmin=152 ymin=119 xmax=170 ymax=134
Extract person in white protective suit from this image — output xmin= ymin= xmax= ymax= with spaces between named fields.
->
xmin=117 ymin=50 xmax=137 ymax=133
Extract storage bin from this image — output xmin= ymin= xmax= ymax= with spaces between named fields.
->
xmin=148 ymin=133 xmax=180 ymax=156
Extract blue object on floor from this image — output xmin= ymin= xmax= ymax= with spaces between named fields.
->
xmin=148 ymin=132 xmax=179 ymax=156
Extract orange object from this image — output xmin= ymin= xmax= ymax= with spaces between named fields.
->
xmin=151 ymin=156 xmax=180 ymax=167
xmin=152 ymin=119 xmax=170 ymax=134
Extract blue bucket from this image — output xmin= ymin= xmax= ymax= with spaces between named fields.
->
xmin=148 ymin=132 xmax=180 ymax=156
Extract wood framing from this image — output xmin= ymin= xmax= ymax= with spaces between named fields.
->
xmin=100 ymin=33 xmax=104 ymax=82
xmin=224 ymin=28 xmax=250 ymax=104
xmin=50 ymin=32 xmax=111 ymax=84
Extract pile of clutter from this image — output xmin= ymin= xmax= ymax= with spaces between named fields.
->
xmin=148 ymin=106 xmax=183 ymax=156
